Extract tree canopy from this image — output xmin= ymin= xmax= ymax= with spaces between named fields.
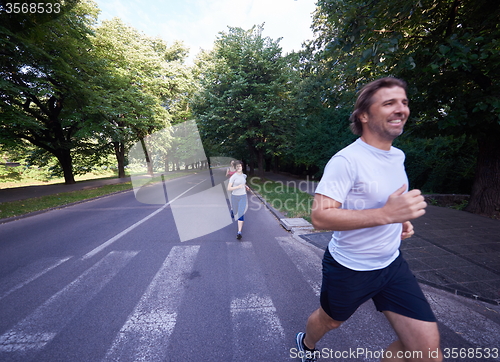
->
xmin=91 ymin=18 xmax=190 ymax=177
xmin=0 ymin=0 xmax=102 ymax=184
xmin=191 ymin=25 xmax=296 ymax=177
xmin=0 ymin=1 xmax=192 ymax=183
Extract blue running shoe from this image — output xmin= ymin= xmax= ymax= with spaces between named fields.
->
xmin=295 ymin=332 xmax=318 ymax=362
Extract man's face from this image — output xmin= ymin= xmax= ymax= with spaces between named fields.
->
xmin=360 ymin=86 xmax=410 ymax=147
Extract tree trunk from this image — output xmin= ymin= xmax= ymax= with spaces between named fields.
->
xmin=113 ymin=142 xmax=126 ymax=178
xmin=140 ymin=138 xmax=154 ymax=176
xmin=246 ymin=141 xmax=256 ymax=176
xmin=164 ymin=156 xmax=169 ymax=173
xmin=248 ymin=160 xmax=255 ymax=175
xmin=465 ymin=136 xmax=500 ymax=217
xmin=55 ymin=149 xmax=76 ymax=185
xmin=257 ymin=149 xmax=265 ymax=178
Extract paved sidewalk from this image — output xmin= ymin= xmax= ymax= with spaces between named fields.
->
xmin=1 ymin=172 xmax=499 ymax=305
xmin=261 ymin=172 xmax=500 ymax=305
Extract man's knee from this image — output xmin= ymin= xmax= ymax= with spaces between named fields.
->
xmin=316 ymin=307 xmax=343 ymax=330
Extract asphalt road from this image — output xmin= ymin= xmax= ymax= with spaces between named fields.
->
xmin=0 ymin=169 xmax=499 ymax=361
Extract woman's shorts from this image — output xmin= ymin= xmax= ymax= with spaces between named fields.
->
xmin=231 ymin=194 xmax=247 ymax=221
xmin=320 ymin=248 xmax=436 ymax=322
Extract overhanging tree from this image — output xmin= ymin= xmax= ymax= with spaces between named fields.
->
xmin=0 ymin=0 xmax=104 ymax=184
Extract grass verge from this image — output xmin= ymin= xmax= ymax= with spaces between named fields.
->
xmin=0 ymin=182 xmax=134 ymax=220
xmin=0 ymin=171 xmax=190 ymax=220
xmin=248 ymin=176 xmax=314 ymax=222
xmin=0 ymin=170 xmax=119 ymax=189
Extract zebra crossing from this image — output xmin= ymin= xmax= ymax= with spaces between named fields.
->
xmin=0 ymin=236 xmax=499 ymax=362
xmin=0 ymin=257 xmax=72 ymax=301
xmin=0 ymin=237 xmax=319 ymax=361
xmin=0 ymin=251 xmax=138 ymax=357
xmin=102 ymin=246 xmax=199 ymax=362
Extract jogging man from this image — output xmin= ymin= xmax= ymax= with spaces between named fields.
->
xmin=296 ymin=78 xmax=442 ymax=362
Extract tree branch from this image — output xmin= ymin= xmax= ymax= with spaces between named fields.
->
xmin=445 ymin=0 xmax=461 ymax=38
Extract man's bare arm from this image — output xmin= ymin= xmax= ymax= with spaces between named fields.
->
xmin=311 ymin=185 xmax=427 ymax=231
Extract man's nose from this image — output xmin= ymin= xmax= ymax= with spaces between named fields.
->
xmin=394 ymin=101 xmax=407 ymax=113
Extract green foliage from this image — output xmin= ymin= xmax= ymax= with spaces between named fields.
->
xmin=312 ymin=0 xmax=500 ymax=134
xmin=395 ymin=134 xmax=477 ymax=194
xmin=14 ymin=166 xmax=54 ymax=182
xmin=0 ymin=3 xmax=193 ymax=183
xmin=285 ymin=107 xmax=355 ymax=177
xmin=0 ymin=165 xmax=22 ymax=180
xmin=0 ymin=0 xmax=104 ymax=184
xmin=91 ymin=18 xmax=192 ymax=176
xmin=191 ymin=25 xmax=297 ymax=174
xmin=309 ymin=0 xmax=500 ymax=215
xmin=276 ymin=47 xmax=357 ymax=177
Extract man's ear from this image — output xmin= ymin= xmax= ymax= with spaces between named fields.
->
xmin=359 ymin=112 xmax=369 ymax=124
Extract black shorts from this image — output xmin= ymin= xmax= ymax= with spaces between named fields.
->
xmin=320 ymin=248 xmax=436 ymax=322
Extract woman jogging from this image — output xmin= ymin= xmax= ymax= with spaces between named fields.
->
xmin=227 ymin=161 xmax=249 ymax=240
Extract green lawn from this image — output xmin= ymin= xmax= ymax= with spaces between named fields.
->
xmin=0 ymin=171 xmax=188 ymax=220
xmin=248 ymin=176 xmax=314 ymax=222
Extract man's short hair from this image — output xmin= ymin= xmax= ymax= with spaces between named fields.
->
xmin=349 ymin=77 xmax=408 ymax=136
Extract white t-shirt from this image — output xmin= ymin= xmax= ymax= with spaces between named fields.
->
xmin=315 ymin=138 xmax=408 ymax=271
xmin=229 ymin=173 xmax=247 ymax=196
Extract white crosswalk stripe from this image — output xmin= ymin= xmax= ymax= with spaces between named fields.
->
xmin=101 ymin=245 xmax=200 ymax=362
xmin=0 ymin=251 xmax=137 ymax=357
xmin=276 ymin=236 xmax=323 ymax=296
xmin=227 ymin=241 xmax=286 ymax=361
xmin=0 ymin=256 xmax=72 ymax=301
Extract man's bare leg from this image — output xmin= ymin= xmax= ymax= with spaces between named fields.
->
xmin=382 ymin=311 xmax=442 ymax=362
xmin=303 ymin=307 xmax=343 ymax=349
